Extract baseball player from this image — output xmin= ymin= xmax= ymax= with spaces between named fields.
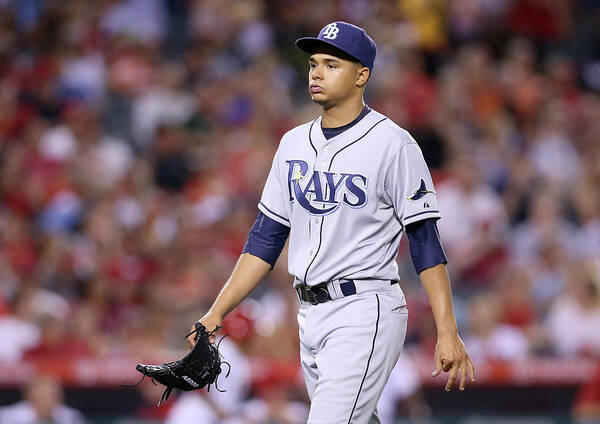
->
xmin=189 ymin=21 xmax=475 ymax=423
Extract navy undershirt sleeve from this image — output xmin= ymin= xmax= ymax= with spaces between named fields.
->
xmin=242 ymin=211 xmax=290 ymax=268
xmin=405 ymin=218 xmax=448 ymax=274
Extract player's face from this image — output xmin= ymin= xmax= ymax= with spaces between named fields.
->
xmin=308 ymin=51 xmax=367 ymax=107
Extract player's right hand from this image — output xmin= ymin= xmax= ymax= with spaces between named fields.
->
xmin=187 ymin=313 xmax=222 ymax=349
xmin=431 ymin=332 xmax=476 ymax=391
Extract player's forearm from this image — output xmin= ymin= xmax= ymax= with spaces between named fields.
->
xmin=208 ymin=252 xmax=271 ymax=319
xmin=419 ymin=263 xmax=459 ymax=337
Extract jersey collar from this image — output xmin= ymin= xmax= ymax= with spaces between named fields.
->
xmin=310 ymin=108 xmax=378 ymax=151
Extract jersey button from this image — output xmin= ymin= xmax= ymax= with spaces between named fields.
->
xmin=324 ymin=146 xmax=330 ymax=152
xmin=309 ymin=250 xmax=313 ymax=255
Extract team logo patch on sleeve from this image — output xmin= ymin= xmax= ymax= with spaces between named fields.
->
xmin=408 ymin=179 xmax=435 ymax=201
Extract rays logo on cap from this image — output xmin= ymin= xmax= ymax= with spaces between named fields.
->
xmin=321 ymin=23 xmax=339 ymax=39
xmin=296 ymin=21 xmax=377 ymax=71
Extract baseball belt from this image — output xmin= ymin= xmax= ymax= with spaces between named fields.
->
xmin=296 ymin=279 xmax=399 ymax=305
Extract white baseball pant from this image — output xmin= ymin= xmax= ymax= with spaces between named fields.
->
xmin=297 ymin=281 xmax=408 ymax=424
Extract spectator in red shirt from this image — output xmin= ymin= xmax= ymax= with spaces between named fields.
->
xmin=574 ymin=362 xmax=600 ymax=422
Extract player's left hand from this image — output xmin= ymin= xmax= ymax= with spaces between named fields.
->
xmin=431 ymin=332 xmax=475 ymax=391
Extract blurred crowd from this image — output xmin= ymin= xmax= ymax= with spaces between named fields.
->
xmin=0 ymin=0 xmax=600 ymax=422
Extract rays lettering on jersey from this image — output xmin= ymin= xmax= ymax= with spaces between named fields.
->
xmin=286 ymin=159 xmax=367 ymax=215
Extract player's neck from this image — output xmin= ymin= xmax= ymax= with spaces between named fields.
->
xmin=321 ymin=97 xmax=365 ymax=128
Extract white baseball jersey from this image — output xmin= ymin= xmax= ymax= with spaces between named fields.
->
xmin=258 ymin=109 xmax=441 ymax=286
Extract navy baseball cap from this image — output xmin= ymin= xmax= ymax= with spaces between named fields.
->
xmin=296 ymin=21 xmax=376 ymax=71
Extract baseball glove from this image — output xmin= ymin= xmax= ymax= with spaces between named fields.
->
xmin=129 ymin=322 xmax=230 ymax=406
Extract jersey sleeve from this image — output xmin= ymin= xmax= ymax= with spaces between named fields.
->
xmin=257 ymin=149 xmax=291 ymax=227
xmin=386 ymin=138 xmax=441 ymax=226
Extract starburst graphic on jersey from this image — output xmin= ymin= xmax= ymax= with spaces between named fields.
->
xmin=408 ymin=179 xmax=435 ymax=201
xmin=293 ymin=170 xmax=305 ymax=182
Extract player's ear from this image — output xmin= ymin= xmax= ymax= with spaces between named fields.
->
xmin=356 ymin=65 xmax=370 ymax=88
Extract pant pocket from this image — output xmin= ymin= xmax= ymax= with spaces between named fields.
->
xmin=390 ymin=304 xmax=408 ymax=315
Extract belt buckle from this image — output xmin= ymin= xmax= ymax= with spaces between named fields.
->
xmin=299 ymin=286 xmax=317 ymax=305
xmin=307 ymin=288 xmax=318 ymax=305
xmin=316 ymin=286 xmax=330 ymax=303
xmin=299 ymin=285 xmax=329 ymax=305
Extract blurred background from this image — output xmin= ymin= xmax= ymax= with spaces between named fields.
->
xmin=0 ymin=0 xmax=599 ymax=423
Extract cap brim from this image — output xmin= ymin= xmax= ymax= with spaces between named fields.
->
xmin=295 ymin=37 xmax=361 ymax=64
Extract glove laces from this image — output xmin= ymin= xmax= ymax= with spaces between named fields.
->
xmin=121 ymin=325 xmax=232 ymax=407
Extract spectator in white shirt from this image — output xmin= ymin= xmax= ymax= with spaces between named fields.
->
xmin=437 ymin=153 xmax=509 ymax=284
xmin=546 ymin=263 xmax=600 ymax=356
xmin=0 ymin=374 xmax=84 ymax=424
xmin=464 ymin=293 xmax=530 ymax=361
xmin=0 ymin=289 xmax=40 ymax=362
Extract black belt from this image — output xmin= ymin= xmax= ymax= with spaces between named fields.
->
xmin=296 ymin=279 xmax=398 ymax=305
